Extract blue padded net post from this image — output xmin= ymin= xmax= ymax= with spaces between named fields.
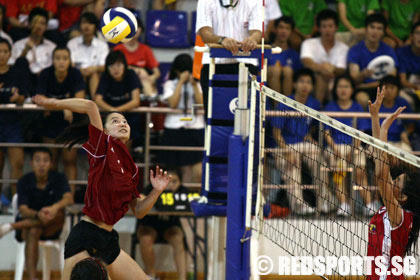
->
xmin=226 ymin=63 xmax=251 ymax=280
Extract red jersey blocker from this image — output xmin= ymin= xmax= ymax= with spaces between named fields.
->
xmin=82 ymin=124 xmax=140 ymax=225
xmin=367 ymin=207 xmax=413 ymax=280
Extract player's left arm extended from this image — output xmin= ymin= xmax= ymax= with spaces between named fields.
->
xmin=376 ymin=107 xmax=406 ymax=228
xmin=130 ymin=190 xmax=162 ymax=219
xmin=130 ymin=166 xmax=170 ymax=218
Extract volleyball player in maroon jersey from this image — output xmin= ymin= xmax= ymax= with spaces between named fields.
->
xmin=367 ymin=87 xmax=420 ymax=280
xmin=32 ymin=95 xmax=170 ymax=280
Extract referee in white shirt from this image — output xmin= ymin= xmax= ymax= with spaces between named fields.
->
xmin=196 ymin=0 xmax=262 ymax=116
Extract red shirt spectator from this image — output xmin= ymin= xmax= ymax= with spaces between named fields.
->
xmin=114 ymin=43 xmax=159 ymax=70
xmin=6 ymin=0 xmax=57 ymax=19
xmin=57 ymin=0 xmax=83 ymax=31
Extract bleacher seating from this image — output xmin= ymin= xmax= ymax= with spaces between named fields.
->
xmin=146 ymin=10 xmax=190 ymax=48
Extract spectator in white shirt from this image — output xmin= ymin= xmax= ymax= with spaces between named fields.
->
xmin=264 ymin=0 xmax=282 ymax=42
xmin=196 ymin=0 xmax=262 ymax=116
xmin=301 ymin=9 xmax=349 ymax=104
xmin=10 ymin=8 xmax=56 ymax=75
xmin=67 ymin=12 xmax=109 ymax=100
xmin=159 ymin=54 xmax=204 ymax=183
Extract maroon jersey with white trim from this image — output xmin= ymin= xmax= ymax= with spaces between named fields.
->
xmin=367 ymin=206 xmax=413 ymax=280
xmin=82 ymin=124 xmax=140 ymax=225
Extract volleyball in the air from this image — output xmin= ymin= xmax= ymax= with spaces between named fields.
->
xmin=101 ymin=7 xmax=138 ymax=44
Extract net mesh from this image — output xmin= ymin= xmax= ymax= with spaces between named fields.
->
xmin=252 ymin=80 xmax=420 ymax=278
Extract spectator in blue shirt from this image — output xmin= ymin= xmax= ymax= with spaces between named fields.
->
xmin=0 ymin=38 xmax=25 ymax=203
xmin=378 ymin=75 xmax=413 ymax=151
xmin=397 ymin=21 xmax=420 ymax=111
xmin=268 ymin=16 xmax=301 ymax=96
xmin=348 ymin=13 xmax=398 ymax=109
xmin=323 ymin=75 xmax=374 ymax=216
xmin=36 ymin=46 xmax=86 ymax=197
xmin=0 ymin=148 xmax=73 ymax=280
xmin=271 ymin=68 xmax=331 ymax=215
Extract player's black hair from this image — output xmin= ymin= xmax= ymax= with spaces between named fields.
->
xmin=365 ymin=13 xmax=387 ymax=29
xmin=274 ymin=16 xmax=295 ymax=30
xmin=411 ymin=21 xmax=420 ymax=34
xmin=57 ymin=111 xmax=124 ymax=148
xmin=70 ymin=257 xmax=108 ymax=280
xmin=380 ymin=75 xmax=400 ymax=90
xmin=331 ymin=74 xmax=356 ymax=101
xmin=0 ymin=37 xmax=11 ymax=51
xmin=31 ymin=147 xmax=52 ymax=160
xmin=104 ymin=50 xmax=128 ymax=79
xmin=390 ymin=165 xmax=420 ymax=255
xmin=168 ymin=53 xmax=193 ymax=80
xmin=80 ymin=12 xmax=100 ymax=31
xmin=28 ymin=7 xmax=49 ymax=25
xmin=316 ymin=9 xmax=338 ymax=27
xmin=293 ymin=68 xmax=315 ymax=84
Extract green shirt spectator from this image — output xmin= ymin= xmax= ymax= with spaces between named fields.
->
xmin=279 ymin=0 xmax=326 ymax=36
xmin=382 ymin=0 xmax=420 ymax=41
xmin=337 ymin=0 xmax=379 ymax=32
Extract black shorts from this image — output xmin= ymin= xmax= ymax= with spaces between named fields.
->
xmin=64 ymin=220 xmax=121 ymax=265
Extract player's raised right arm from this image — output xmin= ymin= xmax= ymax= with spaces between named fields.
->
xmin=32 ymin=96 xmax=103 ymax=131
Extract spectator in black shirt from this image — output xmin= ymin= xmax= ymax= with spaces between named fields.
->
xmin=0 ymin=38 xmax=25 ymax=201
xmin=95 ymin=51 xmax=141 ymax=143
xmin=36 ymin=46 xmax=86 ymax=196
xmin=0 ymin=148 xmax=73 ymax=280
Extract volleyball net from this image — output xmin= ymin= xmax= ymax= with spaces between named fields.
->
xmin=248 ymin=77 xmax=420 ymax=278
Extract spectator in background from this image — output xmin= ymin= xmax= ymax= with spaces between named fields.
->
xmin=278 ymin=0 xmax=326 ymax=50
xmin=301 ymin=9 xmax=348 ymax=104
xmin=5 ymin=0 xmax=58 ymax=42
xmin=323 ymin=75 xmax=373 ymax=216
xmin=271 ymin=68 xmax=331 ymax=215
xmin=0 ymin=38 xmax=25 ymax=207
xmin=382 ymin=0 xmax=420 ymax=49
xmin=378 ymin=75 xmax=413 ymax=151
xmin=36 ymin=46 xmax=86 ymax=196
xmin=137 ymin=168 xmax=187 ymax=280
xmin=264 ymin=0 xmax=282 ymax=42
xmin=67 ymin=12 xmax=109 ymax=100
xmin=114 ymin=16 xmax=160 ymax=99
xmin=0 ymin=148 xmax=73 ymax=280
xmin=0 ymin=4 xmax=12 ymax=45
xmin=159 ymin=54 xmax=204 ymax=183
xmin=397 ymin=21 xmax=420 ymax=111
xmin=336 ymin=0 xmax=379 ymax=46
xmin=94 ymin=51 xmax=141 ymax=147
xmin=10 ymin=8 xmax=56 ymax=75
xmin=58 ymin=0 xmax=106 ymax=40
xmin=347 ymin=13 xmax=398 ymax=109
xmin=268 ymin=16 xmax=301 ymax=95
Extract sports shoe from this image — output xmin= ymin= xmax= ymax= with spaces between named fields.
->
xmin=295 ymin=203 xmax=316 ymax=215
xmin=0 ymin=223 xmax=12 ymax=238
xmin=337 ymin=203 xmax=351 ymax=217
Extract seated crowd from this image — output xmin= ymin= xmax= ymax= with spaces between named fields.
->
xmin=0 ymin=0 xmax=418 ymax=279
